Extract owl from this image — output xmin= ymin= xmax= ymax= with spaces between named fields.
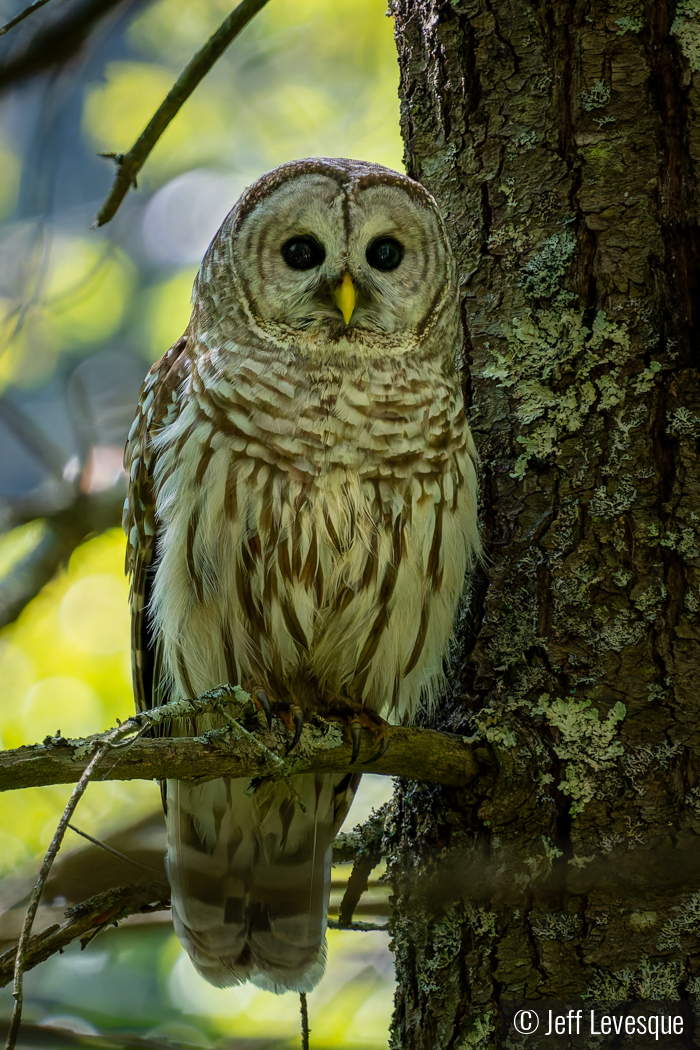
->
xmin=124 ymin=157 xmax=481 ymax=994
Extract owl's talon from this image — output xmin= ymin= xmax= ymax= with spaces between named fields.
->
xmin=369 ymin=733 xmax=389 ymax=762
xmin=350 ymin=718 xmax=362 ymax=764
xmin=254 ymin=688 xmax=273 ymax=729
xmin=287 ymin=705 xmax=304 ymax=753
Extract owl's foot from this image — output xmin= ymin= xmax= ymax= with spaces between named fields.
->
xmin=328 ymin=705 xmax=390 ymax=764
xmin=253 ymin=688 xmax=305 ymax=754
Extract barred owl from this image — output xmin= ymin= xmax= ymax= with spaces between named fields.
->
xmin=124 ymin=158 xmax=480 ymax=994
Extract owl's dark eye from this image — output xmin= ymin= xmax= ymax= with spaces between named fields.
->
xmin=366 ymin=237 xmax=403 ymax=271
xmin=281 ymin=236 xmax=325 ymax=270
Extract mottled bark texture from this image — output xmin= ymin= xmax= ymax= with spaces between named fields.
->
xmin=388 ymin=1 xmax=700 ymax=1046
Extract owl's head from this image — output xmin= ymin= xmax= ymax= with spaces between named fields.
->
xmin=195 ymin=158 xmax=459 ymax=361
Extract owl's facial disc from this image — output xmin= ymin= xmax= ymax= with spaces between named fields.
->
xmin=232 ymin=172 xmax=452 ymax=350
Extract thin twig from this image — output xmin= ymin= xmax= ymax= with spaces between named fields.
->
xmin=0 ymin=0 xmax=53 ymax=39
xmin=67 ymin=822 xmax=161 ymax=875
xmin=4 ymin=721 xmax=134 ymax=1050
xmin=300 ymin=992 xmax=310 ymax=1050
xmin=94 ymin=0 xmax=272 ymax=227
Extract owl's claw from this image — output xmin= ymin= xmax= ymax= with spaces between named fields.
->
xmin=350 ymin=718 xmax=362 ymax=764
xmin=370 ymin=732 xmax=390 ymax=762
xmin=254 ymin=688 xmax=273 ymax=729
xmin=287 ymin=705 xmax=304 ymax=754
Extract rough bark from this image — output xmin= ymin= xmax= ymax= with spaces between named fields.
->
xmin=389 ymin=1 xmax=700 ymax=1046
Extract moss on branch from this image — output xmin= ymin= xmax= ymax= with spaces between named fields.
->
xmin=0 ymin=710 xmax=486 ymax=792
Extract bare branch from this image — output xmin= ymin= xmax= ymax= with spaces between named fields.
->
xmin=300 ymin=992 xmax=309 ymax=1050
xmin=327 ymin=918 xmax=388 ymax=932
xmin=337 ymin=803 xmax=385 ymax=927
xmin=0 ymin=0 xmax=54 ymax=40
xmin=0 ymin=879 xmax=170 ymax=989
xmin=66 ymin=822 xmax=162 ymax=876
xmin=94 ymin=0 xmax=272 ymax=227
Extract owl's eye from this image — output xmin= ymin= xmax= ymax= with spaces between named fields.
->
xmin=281 ymin=236 xmax=325 ymax=270
xmin=366 ymin=237 xmax=403 ymax=271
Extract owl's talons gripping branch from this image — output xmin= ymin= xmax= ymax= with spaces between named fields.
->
xmin=251 ymin=689 xmax=307 ymax=754
xmin=0 ymin=688 xmax=487 ymax=793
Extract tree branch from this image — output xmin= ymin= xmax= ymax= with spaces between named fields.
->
xmin=0 ymin=879 xmax=170 ymax=989
xmin=0 ymin=0 xmax=139 ymax=91
xmin=0 ymin=719 xmax=484 ymax=793
xmin=0 ymin=0 xmax=54 ymax=41
xmin=94 ymin=0 xmax=272 ymax=227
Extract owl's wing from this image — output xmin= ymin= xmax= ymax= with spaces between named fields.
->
xmin=124 ymin=335 xmax=189 ymax=713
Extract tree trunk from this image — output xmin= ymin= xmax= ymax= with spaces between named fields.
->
xmin=388 ymin=1 xmax=700 ymax=1046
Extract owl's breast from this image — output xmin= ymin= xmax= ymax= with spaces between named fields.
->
xmin=149 ymin=357 xmax=479 ymax=718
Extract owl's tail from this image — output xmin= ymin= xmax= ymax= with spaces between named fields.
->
xmin=166 ymin=771 xmax=359 ymax=993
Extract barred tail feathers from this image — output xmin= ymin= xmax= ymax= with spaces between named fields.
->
xmin=166 ymin=772 xmax=359 ymax=993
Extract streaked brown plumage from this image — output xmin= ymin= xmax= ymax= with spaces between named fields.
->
xmin=124 ymin=158 xmax=480 ymax=993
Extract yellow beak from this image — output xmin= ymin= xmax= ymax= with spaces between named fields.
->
xmin=332 ymin=274 xmax=356 ymax=325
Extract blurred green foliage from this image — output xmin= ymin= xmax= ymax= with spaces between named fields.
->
xmin=0 ymin=0 xmax=402 ymax=1044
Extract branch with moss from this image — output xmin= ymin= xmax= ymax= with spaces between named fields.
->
xmin=94 ymin=0 xmax=272 ymax=227
xmin=0 ymin=690 xmax=484 ymax=792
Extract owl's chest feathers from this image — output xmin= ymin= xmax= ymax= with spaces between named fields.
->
xmin=150 ymin=357 xmax=476 ymax=712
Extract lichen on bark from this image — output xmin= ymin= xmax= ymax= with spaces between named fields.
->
xmin=388 ymin=0 xmax=700 ymax=1046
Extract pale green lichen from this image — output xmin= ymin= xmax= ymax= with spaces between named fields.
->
xmin=586 ymin=957 xmax=684 ymax=1002
xmin=660 ymin=521 xmax=700 ymax=561
xmin=531 ymin=912 xmax=583 ymax=941
xmin=633 ymin=582 xmax=668 ymax=621
xmin=482 ymin=586 xmax=544 ymax=673
xmin=597 ymin=609 xmax=646 ymax=651
xmin=519 ymin=230 xmax=577 ymax=301
xmin=657 ymin=892 xmax=700 ymax=950
xmin=461 ymin=1011 xmax=495 ymax=1049
xmin=536 ymin=695 xmax=626 ymax=815
xmin=511 ymin=129 xmax=537 ymax=154
xmin=581 ymin=79 xmax=612 ymax=110
xmin=615 ymin=15 xmax=644 ymax=34
xmin=589 ymin=477 xmax=637 ymax=517
xmin=481 ymin=308 xmax=633 ymax=478
xmin=667 ymin=406 xmax=700 ymax=438
xmin=671 ymin=0 xmax=700 ymax=73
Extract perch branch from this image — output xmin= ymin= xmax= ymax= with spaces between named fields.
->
xmin=0 ymin=694 xmax=484 ymax=793
xmin=94 ymin=0 xmax=272 ymax=227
